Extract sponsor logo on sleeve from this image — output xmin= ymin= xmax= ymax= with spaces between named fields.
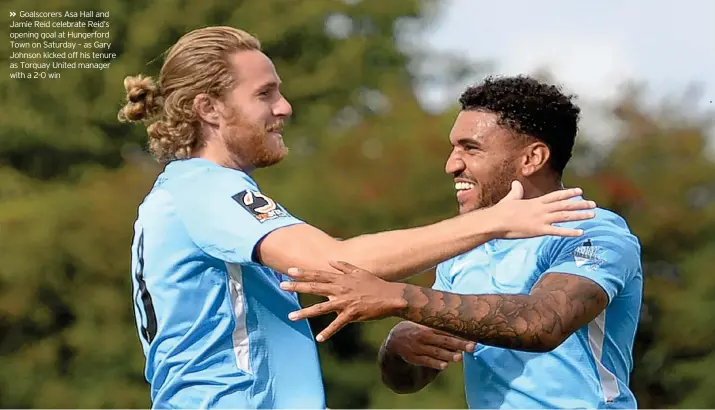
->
xmin=233 ymin=189 xmax=288 ymax=222
xmin=573 ymin=239 xmax=607 ymax=270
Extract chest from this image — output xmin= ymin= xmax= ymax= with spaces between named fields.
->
xmin=446 ymin=240 xmax=549 ymax=295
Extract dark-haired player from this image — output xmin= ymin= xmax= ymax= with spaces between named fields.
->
xmin=120 ymin=26 xmax=598 ymax=409
xmin=280 ymin=75 xmax=643 ymax=408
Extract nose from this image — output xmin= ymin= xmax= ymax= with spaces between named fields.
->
xmin=274 ymin=94 xmax=292 ymax=117
xmin=445 ymin=150 xmax=465 ymax=175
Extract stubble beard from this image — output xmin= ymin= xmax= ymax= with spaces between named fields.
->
xmin=224 ymin=108 xmax=288 ymax=169
xmin=461 ymin=159 xmax=519 ymax=213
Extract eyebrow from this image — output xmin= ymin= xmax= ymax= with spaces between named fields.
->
xmin=255 ymin=80 xmax=280 ymax=92
xmin=455 ymin=136 xmax=483 ymax=147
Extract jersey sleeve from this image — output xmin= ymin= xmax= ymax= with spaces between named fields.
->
xmin=544 ymin=225 xmax=641 ymax=302
xmin=172 ymin=168 xmax=304 ymax=264
xmin=432 ymin=260 xmax=453 ymax=292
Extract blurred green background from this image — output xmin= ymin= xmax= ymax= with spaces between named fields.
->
xmin=1 ymin=0 xmax=714 ymax=408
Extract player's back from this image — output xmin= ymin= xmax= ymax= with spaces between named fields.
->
xmin=129 ymin=158 xmax=325 ymax=409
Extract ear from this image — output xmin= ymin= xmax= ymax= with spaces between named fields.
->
xmin=519 ymin=141 xmax=550 ymax=177
xmin=193 ymin=93 xmax=222 ymax=126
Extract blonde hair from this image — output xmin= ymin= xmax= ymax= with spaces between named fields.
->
xmin=117 ymin=26 xmax=261 ymax=163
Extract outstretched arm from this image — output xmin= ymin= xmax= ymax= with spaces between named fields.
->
xmin=281 ymin=263 xmax=608 ymax=348
xmin=397 ymin=272 xmax=608 ymax=351
xmin=258 ymin=185 xmax=595 ymax=282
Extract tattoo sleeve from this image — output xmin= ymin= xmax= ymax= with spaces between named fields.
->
xmin=396 ymin=273 xmax=609 ymax=352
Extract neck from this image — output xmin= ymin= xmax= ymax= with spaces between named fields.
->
xmin=193 ymin=142 xmax=254 ymax=174
xmin=520 ymin=172 xmax=564 ymax=199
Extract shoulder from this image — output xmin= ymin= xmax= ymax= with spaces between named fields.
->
xmin=571 ymin=207 xmax=638 ymax=245
xmin=148 ymin=158 xmax=289 ymax=226
xmin=547 ymin=206 xmax=641 ymax=266
xmin=161 ymin=158 xmax=258 ymax=197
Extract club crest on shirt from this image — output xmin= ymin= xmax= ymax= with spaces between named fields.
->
xmin=233 ymin=189 xmax=288 ymax=223
xmin=572 ymin=239 xmax=606 ymax=270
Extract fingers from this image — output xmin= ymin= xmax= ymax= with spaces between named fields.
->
xmin=421 ymin=345 xmax=465 ymax=363
xmin=284 ymin=267 xmax=338 ymax=283
xmin=543 ymin=225 xmax=586 ymax=237
xmin=539 ymin=187 xmax=583 ymax=203
xmin=315 ymin=312 xmax=351 ymax=342
xmin=288 ymin=300 xmax=342 ymax=321
xmin=547 ymin=198 xmax=597 ymax=212
xmin=409 ymin=355 xmax=451 ymax=370
xmin=425 ymin=331 xmax=476 ymax=353
xmin=545 ymin=210 xmax=595 ymax=224
xmin=538 ymin=192 xmax=596 ymax=236
xmin=328 ymin=260 xmax=367 ymax=275
xmin=280 ymin=281 xmax=341 ymax=297
xmin=502 ymin=180 xmax=524 ymax=200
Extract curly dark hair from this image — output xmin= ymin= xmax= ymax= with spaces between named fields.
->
xmin=459 ymin=75 xmax=581 ymax=176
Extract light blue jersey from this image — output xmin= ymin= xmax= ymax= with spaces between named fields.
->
xmin=129 ymin=158 xmax=325 ymax=409
xmin=434 ymin=206 xmax=642 ymax=409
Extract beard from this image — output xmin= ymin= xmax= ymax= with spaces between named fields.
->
xmin=461 ymin=157 xmax=519 ymax=212
xmin=223 ymin=107 xmax=288 ymax=169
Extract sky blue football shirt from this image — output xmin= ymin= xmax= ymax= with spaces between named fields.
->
xmin=434 ymin=206 xmax=642 ymax=409
xmin=129 ymin=158 xmax=325 ymax=409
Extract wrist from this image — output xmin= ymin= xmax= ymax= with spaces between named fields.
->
xmin=470 ymin=206 xmax=502 ymax=241
xmin=385 ymin=282 xmax=409 ymax=317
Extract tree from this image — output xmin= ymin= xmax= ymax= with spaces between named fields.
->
xmin=0 ymin=0 xmax=477 ymax=407
xmin=564 ymin=85 xmax=715 ymax=408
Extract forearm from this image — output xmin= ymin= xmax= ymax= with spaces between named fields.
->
xmin=258 ymin=210 xmax=497 ymax=280
xmin=336 ymin=211 xmax=497 ymax=281
xmin=395 ymin=286 xmax=565 ymax=352
xmin=378 ymin=337 xmax=440 ymax=394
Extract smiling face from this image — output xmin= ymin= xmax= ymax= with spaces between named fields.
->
xmin=217 ymin=50 xmax=293 ymax=169
xmin=445 ymin=110 xmax=527 ymax=214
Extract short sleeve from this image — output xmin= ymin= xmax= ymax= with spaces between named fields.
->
xmin=172 ymin=168 xmax=304 ymax=264
xmin=432 ymin=260 xmax=453 ymax=292
xmin=545 ymin=226 xmax=641 ymax=302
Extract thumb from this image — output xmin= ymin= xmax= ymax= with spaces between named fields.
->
xmin=502 ymin=180 xmax=524 ymax=201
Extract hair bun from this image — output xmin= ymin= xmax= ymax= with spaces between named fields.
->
xmin=118 ymin=75 xmax=162 ymax=122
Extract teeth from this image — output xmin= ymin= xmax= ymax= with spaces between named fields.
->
xmin=455 ymin=182 xmax=475 ymax=191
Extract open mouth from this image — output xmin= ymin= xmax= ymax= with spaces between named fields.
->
xmin=455 ymin=181 xmax=476 ymax=202
xmin=455 ymin=181 xmax=476 ymax=191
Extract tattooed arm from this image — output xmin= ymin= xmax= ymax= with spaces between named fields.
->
xmin=396 ymin=273 xmax=608 ymax=352
xmin=282 ymin=228 xmax=637 ymax=347
xmin=282 ymin=264 xmax=613 ymax=349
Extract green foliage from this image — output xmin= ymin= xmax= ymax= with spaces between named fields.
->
xmin=563 ymin=90 xmax=715 ymax=408
xmin=1 ymin=0 xmax=714 ymax=408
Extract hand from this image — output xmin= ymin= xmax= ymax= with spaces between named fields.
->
xmin=385 ymin=321 xmax=475 ymax=370
xmin=487 ymin=181 xmax=597 ymax=239
xmin=280 ymin=260 xmax=406 ymax=342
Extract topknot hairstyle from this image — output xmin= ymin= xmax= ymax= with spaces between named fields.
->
xmin=459 ymin=75 xmax=581 ymax=175
xmin=117 ymin=26 xmax=261 ymax=163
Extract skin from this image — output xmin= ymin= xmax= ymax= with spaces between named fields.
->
xmin=183 ymin=50 xmax=598 ymax=280
xmin=182 ymin=52 xmax=604 ymax=391
xmin=278 ymin=111 xmax=609 ymax=392
xmin=192 ymin=49 xmax=292 ymax=172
